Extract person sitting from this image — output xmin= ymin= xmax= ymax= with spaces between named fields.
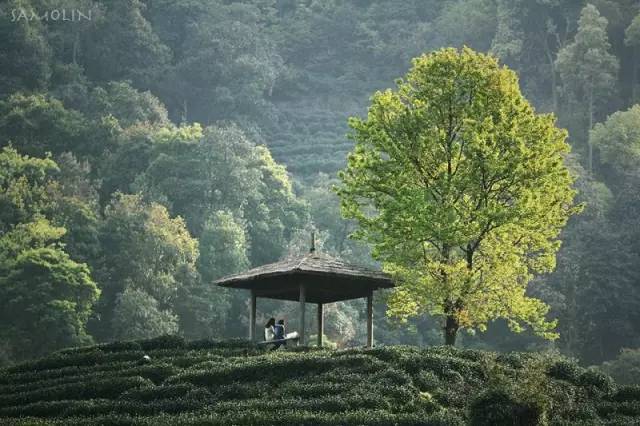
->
xmin=259 ymin=317 xmax=298 ymax=349
xmin=264 ymin=318 xmax=276 ymax=342
xmin=271 ymin=319 xmax=287 ymax=350
xmin=274 ymin=319 xmax=286 ymax=340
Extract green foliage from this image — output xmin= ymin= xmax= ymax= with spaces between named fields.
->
xmin=0 ymin=1 xmax=51 ymax=96
xmin=133 ymin=124 xmax=307 ymax=264
xmin=625 ymin=13 xmax=640 ymax=47
xmin=556 ymin=3 xmax=619 ymax=102
xmin=92 ymin=193 xmax=198 ymax=341
xmin=556 ymin=3 xmax=619 ymax=169
xmin=549 ymin=359 xmax=582 ymax=383
xmin=86 ymin=82 xmax=169 ymax=128
xmin=0 ymin=242 xmax=99 ymax=361
xmin=0 ymin=93 xmax=90 ymax=158
xmin=0 ymin=146 xmax=58 ymax=230
xmin=176 ymin=211 xmax=246 ymax=340
xmin=435 ymin=0 xmax=496 ymax=52
xmin=591 ymin=105 xmax=640 ymax=181
xmin=0 ymin=339 xmax=634 ymax=425
xmin=111 ymin=288 xmax=179 ymax=341
xmin=469 ymin=389 xmax=543 ymax=426
xmin=197 ymin=211 xmax=248 ymax=283
xmin=578 ymin=367 xmax=615 ymax=394
xmin=81 ymin=0 xmax=171 ymax=87
xmin=338 ymin=47 xmax=578 ymax=344
xmin=0 ymin=148 xmax=99 ymax=362
xmin=601 ymin=349 xmax=640 ymax=385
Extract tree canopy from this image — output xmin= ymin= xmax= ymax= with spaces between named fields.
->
xmin=338 ymin=48 xmax=579 ymax=345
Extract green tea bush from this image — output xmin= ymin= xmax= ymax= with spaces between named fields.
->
xmin=0 ymin=338 xmax=635 ymax=425
xmin=413 ymin=370 xmax=440 ymax=391
xmin=608 ymin=385 xmax=640 ymax=402
xmin=0 ymin=400 xmax=102 ymax=418
xmin=596 ymin=400 xmax=640 ymax=418
xmin=549 ymin=359 xmax=582 ymax=383
xmin=139 ymin=336 xmax=186 ymax=351
xmin=0 ymin=363 xmax=174 ymax=396
xmin=186 ymin=339 xmax=255 ymax=351
xmin=119 ymin=384 xmax=196 ymax=402
xmin=6 ymin=350 xmax=146 ymax=374
xmin=0 ymin=360 xmax=139 ymax=386
xmin=469 ymin=389 xmax=543 ymax=426
xmin=495 ymin=352 xmax=538 ymax=369
xmin=0 ymin=376 xmax=152 ymax=407
xmin=600 ymin=348 xmax=640 ymax=386
xmin=578 ymin=368 xmax=616 ymax=394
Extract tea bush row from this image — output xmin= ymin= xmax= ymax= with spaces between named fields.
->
xmin=0 ymin=363 xmax=177 ymax=396
xmin=0 ymin=376 xmax=152 ymax=408
xmin=4 ymin=408 xmax=466 ymax=426
xmin=2 ymin=339 xmax=640 ymax=425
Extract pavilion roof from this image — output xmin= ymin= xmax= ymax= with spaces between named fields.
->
xmin=215 ymin=251 xmax=394 ymax=303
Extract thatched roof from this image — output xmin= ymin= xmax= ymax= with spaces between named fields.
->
xmin=215 ymin=251 xmax=394 ymax=303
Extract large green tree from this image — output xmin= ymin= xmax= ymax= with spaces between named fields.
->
xmin=177 ymin=210 xmax=247 ymax=340
xmin=338 ymin=47 xmax=579 ymax=345
xmin=133 ymin=124 xmax=307 ymax=264
xmin=591 ymin=104 xmax=640 ymax=183
xmin=0 ymin=147 xmax=99 ymax=361
xmin=111 ymin=287 xmax=178 ymax=341
xmin=0 ymin=0 xmax=51 ymax=96
xmin=0 ymin=93 xmax=87 ymax=158
xmin=92 ymin=193 xmax=198 ymax=341
xmin=625 ymin=13 xmax=640 ymax=103
xmin=81 ymin=0 xmax=170 ymax=87
xmin=556 ymin=4 xmax=619 ymax=172
xmin=0 ymin=220 xmax=99 ymax=360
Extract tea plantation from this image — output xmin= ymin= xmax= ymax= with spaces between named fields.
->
xmin=0 ymin=336 xmax=639 ymax=425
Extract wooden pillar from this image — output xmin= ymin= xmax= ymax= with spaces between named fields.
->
xmin=249 ymin=289 xmax=256 ymax=342
xmin=299 ymin=284 xmax=306 ymax=345
xmin=366 ymin=290 xmax=373 ymax=348
xmin=317 ymin=303 xmax=324 ymax=347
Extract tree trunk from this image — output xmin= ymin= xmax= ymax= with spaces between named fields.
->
xmin=72 ymin=31 xmax=79 ymax=65
xmin=632 ymin=47 xmax=638 ymax=105
xmin=588 ymin=86 xmax=594 ymax=173
xmin=543 ymin=37 xmax=558 ymax=113
xmin=444 ymin=314 xmax=459 ymax=346
xmin=181 ymin=99 xmax=188 ymax=123
xmin=443 ymin=297 xmax=462 ymax=346
xmin=551 ymin=63 xmax=558 ymax=113
xmin=440 ymin=245 xmax=460 ymax=346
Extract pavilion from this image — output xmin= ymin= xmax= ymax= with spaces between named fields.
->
xmin=215 ymin=244 xmax=394 ymax=348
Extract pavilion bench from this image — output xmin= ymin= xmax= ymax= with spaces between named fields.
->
xmin=257 ymin=336 xmax=300 ymax=346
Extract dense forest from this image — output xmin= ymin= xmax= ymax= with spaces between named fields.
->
xmin=1 ymin=0 xmax=639 ymax=380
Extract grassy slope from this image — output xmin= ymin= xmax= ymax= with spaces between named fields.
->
xmin=0 ymin=336 xmax=639 ymax=425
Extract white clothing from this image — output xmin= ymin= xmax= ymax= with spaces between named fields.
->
xmin=264 ymin=326 xmax=275 ymax=341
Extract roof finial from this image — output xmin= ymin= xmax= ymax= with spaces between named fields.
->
xmin=310 ymin=231 xmax=316 ymax=253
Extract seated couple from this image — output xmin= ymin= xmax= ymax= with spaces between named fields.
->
xmin=264 ymin=318 xmax=299 ymax=349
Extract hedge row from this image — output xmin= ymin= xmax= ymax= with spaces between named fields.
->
xmin=0 ymin=363 xmax=177 ymax=396
xmin=0 ymin=349 xmax=243 ymax=386
xmin=1 ymin=339 xmax=637 ymax=425
xmin=168 ymin=353 xmax=387 ymax=387
xmin=0 ymin=376 xmax=153 ymax=408
xmin=4 ymin=409 xmax=465 ymax=426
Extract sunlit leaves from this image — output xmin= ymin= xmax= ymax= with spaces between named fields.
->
xmin=338 ymin=48 xmax=578 ymax=342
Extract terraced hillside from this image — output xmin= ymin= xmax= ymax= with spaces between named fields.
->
xmin=0 ymin=336 xmax=639 ymax=425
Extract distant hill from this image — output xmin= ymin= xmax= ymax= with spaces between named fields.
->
xmin=0 ymin=336 xmax=638 ymax=425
